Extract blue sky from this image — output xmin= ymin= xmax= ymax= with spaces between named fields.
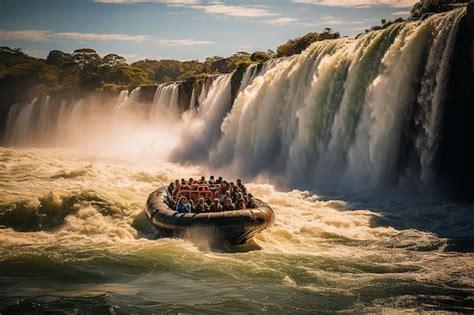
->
xmin=0 ymin=0 xmax=417 ymax=62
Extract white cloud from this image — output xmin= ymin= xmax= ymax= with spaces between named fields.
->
xmin=190 ymin=2 xmax=277 ymax=17
xmin=93 ymin=0 xmax=199 ymax=4
xmin=0 ymin=29 xmax=213 ymax=46
xmin=264 ymin=17 xmax=300 ymax=25
xmin=0 ymin=29 xmax=51 ymax=42
xmin=55 ymin=32 xmax=152 ymax=42
xmin=293 ymin=0 xmax=417 ymax=8
xmin=94 ymin=0 xmax=278 ymax=18
xmin=263 ymin=15 xmax=372 ymax=28
xmin=158 ymin=38 xmax=214 ymax=46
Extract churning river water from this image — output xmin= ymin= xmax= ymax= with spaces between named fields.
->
xmin=0 ymin=147 xmax=473 ymax=313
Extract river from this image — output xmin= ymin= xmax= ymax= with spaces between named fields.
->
xmin=0 ymin=147 xmax=472 ymax=313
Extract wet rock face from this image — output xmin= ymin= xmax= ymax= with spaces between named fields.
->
xmin=437 ymin=8 xmax=474 ymax=201
xmin=139 ymin=85 xmax=159 ymax=103
xmin=467 ymin=3 xmax=474 ymax=75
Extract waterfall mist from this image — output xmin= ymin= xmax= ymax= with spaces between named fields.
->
xmin=4 ymin=87 xmax=183 ymax=160
xmin=2 ymin=9 xmax=467 ymax=194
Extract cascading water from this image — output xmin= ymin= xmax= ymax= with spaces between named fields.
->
xmin=117 ymin=89 xmax=129 ymax=108
xmin=170 ymin=74 xmax=233 ymax=162
xmin=152 ymin=83 xmax=180 ymax=118
xmin=2 ymin=88 xmax=181 ymax=159
xmin=1 ymin=8 xmax=467 ymax=194
xmin=187 ymin=9 xmax=464 ymax=193
xmin=0 ymin=8 xmax=473 ymax=314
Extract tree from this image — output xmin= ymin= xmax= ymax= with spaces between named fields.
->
xmin=72 ymin=48 xmax=100 ymax=68
xmin=250 ymin=51 xmax=271 ymax=62
xmin=102 ymin=54 xmax=126 ymax=67
xmin=276 ymin=31 xmax=340 ymax=57
xmin=46 ymin=50 xmax=72 ymax=67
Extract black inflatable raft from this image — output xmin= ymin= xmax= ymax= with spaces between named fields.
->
xmin=145 ymin=188 xmax=275 ymax=245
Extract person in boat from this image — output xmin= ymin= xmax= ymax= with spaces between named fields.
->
xmin=218 ymin=184 xmax=227 ymax=198
xmin=176 ymin=196 xmax=191 ymax=213
xmin=167 ymin=182 xmax=175 ymax=196
xmin=188 ymin=199 xmax=195 ymax=212
xmin=172 ymin=180 xmax=180 ymax=196
xmin=230 ymin=182 xmax=240 ymax=200
xmin=237 ymin=179 xmax=247 ymax=194
xmin=222 ymin=180 xmax=229 ymax=189
xmin=236 ymin=179 xmax=244 ymax=190
xmin=205 ymin=196 xmax=213 ymax=207
xmin=209 ymin=198 xmax=223 ymax=212
xmin=223 ymin=197 xmax=235 ymax=211
xmin=219 ymin=191 xmax=231 ymax=205
xmin=194 ymin=197 xmax=208 ymax=213
xmin=235 ymin=198 xmax=246 ymax=210
xmin=246 ymin=193 xmax=256 ymax=209
xmin=234 ymin=191 xmax=244 ymax=203
xmin=208 ymin=176 xmax=215 ymax=185
xmin=190 ymin=192 xmax=199 ymax=202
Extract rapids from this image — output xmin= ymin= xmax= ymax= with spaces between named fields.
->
xmin=1 ymin=7 xmax=473 ymax=313
xmin=0 ymin=148 xmax=473 ymax=313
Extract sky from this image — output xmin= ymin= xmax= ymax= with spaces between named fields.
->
xmin=0 ymin=0 xmax=418 ymax=62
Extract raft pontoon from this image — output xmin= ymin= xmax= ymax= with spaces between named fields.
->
xmin=145 ymin=187 xmax=275 ymax=245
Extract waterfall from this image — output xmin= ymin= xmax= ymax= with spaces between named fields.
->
xmin=2 ymin=8 xmax=466 ymax=192
xmin=152 ymin=83 xmax=180 ymax=118
xmin=414 ymin=11 xmax=463 ymax=186
xmin=201 ymin=9 xmax=464 ymax=192
xmin=171 ymin=74 xmax=233 ymax=162
xmin=119 ymin=87 xmax=140 ymax=109
xmin=117 ymin=90 xmax=129 ymax=108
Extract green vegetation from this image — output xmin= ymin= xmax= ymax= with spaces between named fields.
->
xmin=411 ymin=0 xmax=469 ymax=19
xmin=0 ymin=47 xmax=265 ymax=98
xmin=362 ymin=0 xmax=468 ymax=33
xmin=250 ymin=51 xmax=273 ymax=62
xmin=364 ymin=18 xmax=406 ymax=33
xmin=276 ymin=29 xmax=340 ymax=57
xmin=1 ymin=0 xmax=467 ymax=135
xmin=0 ymin=28 xmax=344 ymax=104
xmin=0 ymin=0 xmax=467 ymax=105
xmin=0 ymin=0 xmax=468 ymax=101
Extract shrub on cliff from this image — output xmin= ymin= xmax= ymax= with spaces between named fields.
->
xmin=411 ymin=0 xmax=469 ymax=19
xmin=250 ymin=51 xmax=271 ymax=63
xmin=276 ymin=30 xmax=340 ymax=57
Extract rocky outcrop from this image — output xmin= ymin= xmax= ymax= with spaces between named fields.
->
xmin=436 ymin=4 xmax=474 ymax=201
xmin=138 ymin=85 xmax=159 ymax=103
xmin=467 ymin=2 xmax=474 ymax=75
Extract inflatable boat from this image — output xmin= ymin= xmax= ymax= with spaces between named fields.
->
xmin=145 ymin=188 xmax=275 ymax=245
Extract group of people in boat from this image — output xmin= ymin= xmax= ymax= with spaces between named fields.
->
xmin=166 ymin=176 xmax=256 ymax=214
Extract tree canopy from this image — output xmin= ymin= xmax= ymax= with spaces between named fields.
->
xmin=0 ymin=27 xmax=345 ymax=101
xmin=276 ymin=30 xmax=340 ymax=57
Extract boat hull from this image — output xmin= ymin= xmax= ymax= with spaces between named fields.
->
xmin=145 ymin=188 xmax=275 ymax=245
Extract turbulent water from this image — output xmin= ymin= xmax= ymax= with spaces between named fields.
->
xmin=172 ymin=9 xmax=465 ymax=193
xmin=1 ymin=8 xmax=474 ymax=313
xmin=0 ymin=147 xmax=473 ymax=313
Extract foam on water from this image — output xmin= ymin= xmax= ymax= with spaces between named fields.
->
xmin=0 ymin=147 xmax=472 ymax=313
